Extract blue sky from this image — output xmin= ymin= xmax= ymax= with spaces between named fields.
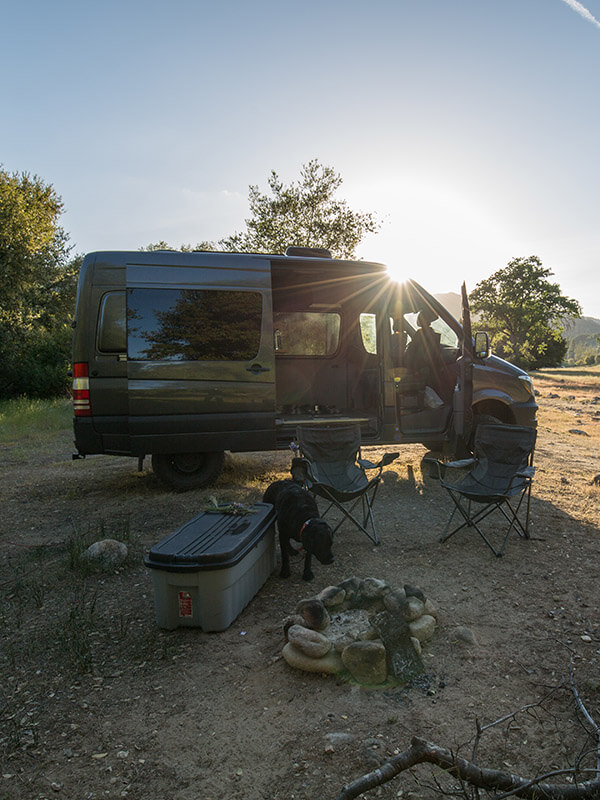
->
xmin=2 ymin=0 xmax=600 ymax=317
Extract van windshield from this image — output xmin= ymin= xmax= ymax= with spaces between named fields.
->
xmin=403 ymin=312 xmax=459 ymax=349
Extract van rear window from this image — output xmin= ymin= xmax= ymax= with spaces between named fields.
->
xmin=127 ymin=288 xmax=263 ymax=361
xmin=98 ymin=292 xmax=126 ymax=353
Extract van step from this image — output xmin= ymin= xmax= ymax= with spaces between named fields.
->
xmin=275 ymin=415 xmax=379 ymax=448
xmin=276 ymin=415 xmax=372 ymax=428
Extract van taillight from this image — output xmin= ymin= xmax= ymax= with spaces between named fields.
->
xmin=73 ymin=362 xmax=92 ymax=416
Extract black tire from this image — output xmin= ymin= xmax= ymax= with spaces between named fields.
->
xmin=151 ymin=451 xmax=225 ymax=491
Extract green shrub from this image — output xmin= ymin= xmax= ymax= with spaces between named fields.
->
xmin=0 ymin=323 xmax=72 ymax=399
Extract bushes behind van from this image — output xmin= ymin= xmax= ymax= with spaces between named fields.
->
xmin=0 ymin=322 xmax=72 ymax=399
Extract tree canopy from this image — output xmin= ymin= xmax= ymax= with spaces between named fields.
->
xmin=0 ymin=169 xmax=73 ymax=324
xmin=469 ymin=256 xmax=581 ymax=370
xmin=221 ymin=159 xmax=379 ymax=258
xmin=0 ymin=167 xmax=79 ymax=397
xmin=145 ymin=159 xmax=379 ymax=259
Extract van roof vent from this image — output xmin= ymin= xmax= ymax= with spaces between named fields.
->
xmin=285 ymin=246 xmax=332 ymax=259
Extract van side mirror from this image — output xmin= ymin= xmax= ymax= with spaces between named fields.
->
xmin=474 ymin=331 xmax=490 ymax=359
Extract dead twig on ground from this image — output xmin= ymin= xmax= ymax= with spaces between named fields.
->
xmin=569 ymin=656 xmax=600 ymax=773
xmin=336 ymin=673 xmax=600 ymax=800
xmin=335 ymin=736 xmax=600 ymax=800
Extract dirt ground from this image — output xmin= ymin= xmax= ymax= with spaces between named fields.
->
xmin=1 ymin=368 xmax=600 ymax=800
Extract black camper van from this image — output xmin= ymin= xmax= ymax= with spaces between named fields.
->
xmin=71 ymin=247 xmax=537 ymax=488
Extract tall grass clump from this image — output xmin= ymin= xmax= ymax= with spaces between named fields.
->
xmin=0 ymin=397 xmax=71 ymax=444
xmin=53 ymin=587 xmax=98 ymax=674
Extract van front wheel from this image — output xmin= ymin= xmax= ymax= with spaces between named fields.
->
xmin=151 ymin=451 xmax=225 ymax=491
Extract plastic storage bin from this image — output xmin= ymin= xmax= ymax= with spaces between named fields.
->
xmin=145 ymin=502 xmax=276 ymax=631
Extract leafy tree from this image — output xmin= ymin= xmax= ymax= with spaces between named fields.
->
xmin=469 ymin=256 xmax=581 ymax=370
xmin=0 ymin=168 xmax=79 ymax=397
xmin=141 ymin=240 xmax=216 ymax=252
xmin=221 ymin=159 xmax=379 ymax=258
xmin=144 ymin=159 xmax=379 ymax=259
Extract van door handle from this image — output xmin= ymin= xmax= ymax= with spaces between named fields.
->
xmin=247 ymin=363 xmax=270 ymax=374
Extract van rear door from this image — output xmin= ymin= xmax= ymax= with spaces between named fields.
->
xmin=125 ymin=254 xmax=276 ymax=455
xmin=72 ymin=254 xmax=129 ymax=456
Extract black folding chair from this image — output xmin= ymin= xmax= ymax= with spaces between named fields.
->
xmin=427 ymin=424 xmax=537 ymax=557
xmin=292 ymin=423 xmax=398 ymax=545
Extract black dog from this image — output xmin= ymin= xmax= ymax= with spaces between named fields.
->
xmin=263 ymin=480 xmax=334 ymax=581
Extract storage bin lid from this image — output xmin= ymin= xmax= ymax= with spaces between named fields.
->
xmin=144 ymin=502 xmax=275 ymax=572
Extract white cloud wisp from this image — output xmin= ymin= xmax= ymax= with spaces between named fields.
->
xmin=560 ymin=0 xmax=600 ymax=29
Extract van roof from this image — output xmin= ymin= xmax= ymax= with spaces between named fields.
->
xmin=84 ymin=249 xmax=388 ymax=275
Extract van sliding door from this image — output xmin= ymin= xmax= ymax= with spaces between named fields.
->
xmin=125 ymin=259 xmax=276 ymax=455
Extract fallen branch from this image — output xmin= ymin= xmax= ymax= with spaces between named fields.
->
xmin=337 ymin=655 xmax=600 ymax=800
xmin=569 ymin=656 xmax=600 ymax=773
xmin=335 ymin=736 xmax=600 ymax=800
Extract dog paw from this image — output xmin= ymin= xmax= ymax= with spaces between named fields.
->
xmin=302 ymin=571 xmax=314 ymax=581
xmin=280 ymin=567 xmax=291 ymax=579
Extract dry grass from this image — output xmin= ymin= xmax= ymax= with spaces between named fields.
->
xmin=531 ymin=363 xmax=600 ymax=392
xmin=0 ymin=397 xmax=71 ymax=444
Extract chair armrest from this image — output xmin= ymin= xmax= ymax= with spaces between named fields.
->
xmin=290 ymin=456 xmax=311 ymax=483
xmin=505 ymin=465 xmax=535 ymax=492
xmin=423 ymin=456 xmax=442 ymax=480
xmin=358 ymin=458 xmax=380 ymax=470
xmin=358 ymin=452 xmax=400 ymax=471
xmin=423 ymin=456 xmax=475 ymax=480
xmin=444 ymin=458 xmax=477 ymax=469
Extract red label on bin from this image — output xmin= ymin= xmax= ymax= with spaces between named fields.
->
xmin=178 ymin=591 xmax=193 ymax=618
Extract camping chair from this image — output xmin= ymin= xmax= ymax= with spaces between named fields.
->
xmin=426 ymin=424 xmax=537 ymax=557
xmin=291 ymin=423 xmax=399 ymax=545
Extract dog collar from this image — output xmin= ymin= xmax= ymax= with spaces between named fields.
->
xmin=299 ymin=519 xmax=313 ymax=541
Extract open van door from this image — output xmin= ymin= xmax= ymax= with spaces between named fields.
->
xmin=391 ymin=280 xmax=460 ymax=445
xmin=452 ymin=282 xmax=474 ymax=456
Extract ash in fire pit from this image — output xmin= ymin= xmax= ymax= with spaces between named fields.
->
xmin=282 ymin=577 xmax=437 ymax=686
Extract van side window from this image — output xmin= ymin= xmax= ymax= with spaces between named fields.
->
xmin=273 ymin=311 xmax=340 ymax=356
xmin=98 ymin=291 xmax=126 ymax=353
xmin=127 ymin=288 xmax=262 ymax=361
xmin=359 ymin=313 xmax=377 ymax=354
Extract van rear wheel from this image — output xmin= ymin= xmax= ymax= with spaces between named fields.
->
xmin=151 ymin=451 xmax=225 ymax=491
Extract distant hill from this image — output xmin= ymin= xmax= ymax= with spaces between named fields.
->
xmin=562 ymin=316 xmax=600 ymax=364
xmin=434 ymin=292 xmax=462 ymax=319
xmin=433 ymin=294 xmax=600 ymax=365
xmin=563 ymin=316 xmax=600 ymax=337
